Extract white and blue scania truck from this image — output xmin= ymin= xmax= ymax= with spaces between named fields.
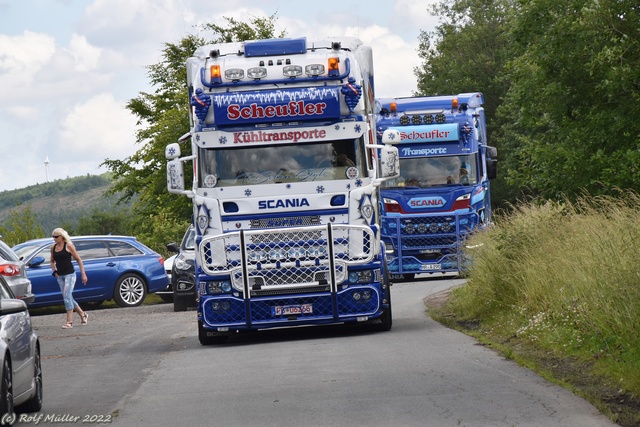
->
xmin=376 ymin=93 xmax=497 ymax=280
xmin=165 ymin=37 xmax=399 ymax=344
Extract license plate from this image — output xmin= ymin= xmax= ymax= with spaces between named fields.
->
xmin=421 ymin=264 xmax=442 ymax=271
xmin=273 ymin=304 xmax=313 ymax=316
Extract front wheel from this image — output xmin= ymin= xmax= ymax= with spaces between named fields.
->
xmin=1 ymin=356 xmax=14 ymax=417
xmin=113 ymin=274 xmax=147 ymax=307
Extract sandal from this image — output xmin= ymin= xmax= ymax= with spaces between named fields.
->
xmin=62 ymin=322 xmax=73 ymax=329
xmin=81 ymin=313 xmax=89 ymax=325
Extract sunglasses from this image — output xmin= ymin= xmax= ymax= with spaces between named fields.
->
xmin=52 ymin=235 xmax=61 ymax=238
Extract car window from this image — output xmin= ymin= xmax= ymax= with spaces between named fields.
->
xmin=105 ymin=241 xmax=143 ymax=257
xmin=74 ymin=240 xmax=110 ymax=260
xmin=0 ymin=276 xmax=14 ymax=299
xmin=0 ymin=240 xmax=19 ymax=262
xmin=183 ymin=229 xmax=196 ymax=251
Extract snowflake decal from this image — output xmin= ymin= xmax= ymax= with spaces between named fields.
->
xmin=195 ymin=134 xmax=201 ymax=142
xmin=286 ymin=184 xmax=292 ymax=190
xmin=346 ymin=184 xmax=351 ymax=190
xmin=244 ymin=189 xmax=252 ymax=197
xmin=167 ymin=146 xmax=177 ymax=157
xmin=219 ymin=136 xmax=227 ymax=145
xmin=316 ymin=185 xmax=325 ymax=193
xmin=354 ymin=124 xmax=361 ymax=133
xmin=334 ymin=124 xmax=341 ymax=131
xmin=355 ymin=179 xmax=363 ymax=187
xmin=387 ymin=132 xmax=397 ymax=142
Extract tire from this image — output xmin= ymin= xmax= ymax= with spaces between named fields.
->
xmin=159 ymin=294 xmax=173 ymax=303
xmin=80 ymin=300 xmax=104 ymax=309
xmin=369 ymin=258 xmax=393 ymax=332
xmin=1 ymin=356 xmax=13 ymax=417
xmin=15 ymin=344 xmax=42 ymax=414
xmin=198 ymin=320 xmax=229 ymax=345
xmin=113 ymin=274 xmax=147 ymax=307
xmin=173 ymin=296 xmax=188 ymax=312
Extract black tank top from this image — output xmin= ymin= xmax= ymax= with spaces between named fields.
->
xmin=53 ymin=242 xmax=75 ymax=275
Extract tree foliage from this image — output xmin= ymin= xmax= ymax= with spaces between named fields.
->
xmin=101 ymin=14 xmax=285 ymax=243
xmin=417 ymin=0 xmax=640 ymax=204
xmin=497 ymin=0 xmax=640 ymax=200
xmin=0 ymin=205 xmax=44 ymax=247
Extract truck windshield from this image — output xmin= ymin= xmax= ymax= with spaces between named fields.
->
xmin=198 ymin=138 xmax=365 ymax=188
xmin=382 ymin=154 xmax=478 ymax=188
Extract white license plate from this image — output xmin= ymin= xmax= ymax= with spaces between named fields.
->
xmin=421 ymin=264 xmax=442 ymax=271
xmin=274 ymin=304 xmax=313 ymax=316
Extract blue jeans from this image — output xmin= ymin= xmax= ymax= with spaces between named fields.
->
xmin=57 ymin=273 xmax=79 ymax=311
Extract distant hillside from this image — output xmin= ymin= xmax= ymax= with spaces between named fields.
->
xmin=0 ymin=174 xmax=133 ymax=233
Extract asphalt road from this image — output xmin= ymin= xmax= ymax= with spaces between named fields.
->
xmin=24 ymin=278 xmax=617 ymax=427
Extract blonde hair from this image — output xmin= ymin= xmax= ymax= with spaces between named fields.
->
xmin=52 ymin=228 xmax=71 ymax=244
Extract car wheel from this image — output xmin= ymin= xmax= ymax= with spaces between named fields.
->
xmin=15 ymin=344 xmax=42 ymax=413
xmin=1 ymin=356 xmax=13 ymax=417
xmin=173 ymin=296 xmax=188 ymax=312
xmin=198 ymin=320 xmax=229 ymax=345
xmin=113 ymin=274 xmax=147 ymax=307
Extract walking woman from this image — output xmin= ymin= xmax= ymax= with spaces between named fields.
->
xmin=50 ymin=228 xmax=89 ymax=328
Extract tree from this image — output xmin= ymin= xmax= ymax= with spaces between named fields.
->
xmin=0 ymin=205 xmax=44 ymax=246
xmin=497 ymin=0 xmax=640 ymax=200
xmin=102 ymin=14 xmax=286 ymax=245
xmin=415 ymin=0 xmax=518 ymax=206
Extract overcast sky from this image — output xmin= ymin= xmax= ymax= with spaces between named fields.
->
xmin=0 ymin=0 xmax=438 ymax=192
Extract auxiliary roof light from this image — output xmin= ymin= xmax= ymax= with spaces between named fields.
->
xmin=283 ymin=65 xmax=303 ymax=77
xmin=224 ymin=68 xmax=244 ymax=80
xmin=399 ymin=115 xmax=410 ymax=125
xmin=247 ymin=67 xmax=267 ymax=79
xmin=435 ymin=113 xmax=447 ymax=124
xmin=306 ymin=63 xmax=325 ymax=76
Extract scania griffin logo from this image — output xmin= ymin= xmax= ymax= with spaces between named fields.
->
xmin=258 ymin=198 xmax=311 ymax=209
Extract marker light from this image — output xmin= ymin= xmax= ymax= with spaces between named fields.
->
xmin=452 ymin=98 xmax=459 ymax=109
xmin=305 ymin=64 xmax=325 ymax=76
xmin=383 ymin=198 xmax=402 ymax=213
xmin=389 ymin=102 xmax=397 ymax=113
xmin=247 ymin=67 xmax=267 ymax=79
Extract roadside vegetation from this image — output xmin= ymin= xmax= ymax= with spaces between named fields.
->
xmin=429 ymin=191 xmax=640 ymax=426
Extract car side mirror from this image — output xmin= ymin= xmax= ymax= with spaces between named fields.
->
xmin=166 ymin=242 xmax=179 ymax=253
xmin=0 ymin=299 xmax=28 ymax=315
xmin=28 ymin=256 xmax=46 ymax=267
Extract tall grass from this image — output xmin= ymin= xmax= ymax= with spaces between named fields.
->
xmin=449 ymin=191 xmax=640 ymax=396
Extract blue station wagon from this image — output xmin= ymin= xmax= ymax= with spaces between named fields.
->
xmin=13 ymin=235 xmax=169 ymax=308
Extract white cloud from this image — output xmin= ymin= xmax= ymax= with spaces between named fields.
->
xmin=58 ymin=93 xmax=138 ymax=161
xmin=68 ymin=34 xmax=102 ymax=72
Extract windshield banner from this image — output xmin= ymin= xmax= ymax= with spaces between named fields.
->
xmin=212 ymin=87 xmax=341 ymax=126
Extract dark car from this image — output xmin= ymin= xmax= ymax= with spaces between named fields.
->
xmin=13 ymin=235 xmax=169 ymax=308
xmin=0 ymin=238 xmax=35 ymax=305
xmin=0 ymin=274 xmax=42 ymax=416
xmin=166 ymin=226 xmax=196 ymax=312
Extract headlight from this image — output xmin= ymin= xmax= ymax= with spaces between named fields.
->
xmin=205 ymin=280 xmax=232 ymax=294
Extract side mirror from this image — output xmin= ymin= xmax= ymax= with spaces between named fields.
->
xmin=486 ymin=146 xmax=498 ymax=180
xmin=0 ymin=299 xmax=28 ymax=315
xmin=167 ymin=159 xmax=186 ymax=194
xmin=28 ymin=256 xmax=45 ymax=268
xmin=166 ymin=242 xmax=179 ymax=253
xmin=379 ymin=145 xmax=400 ymax=179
